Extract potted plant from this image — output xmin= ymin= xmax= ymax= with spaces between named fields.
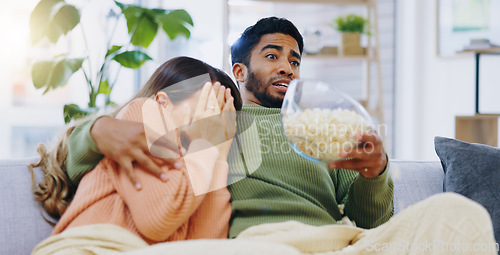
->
xmin=30 ymin=0 xmax=193 ymax=123
xmin=330 ymin=14 xmax=370 ymax=56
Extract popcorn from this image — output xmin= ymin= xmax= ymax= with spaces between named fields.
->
xmin=283 ymin=108 xmax=372 ymax=161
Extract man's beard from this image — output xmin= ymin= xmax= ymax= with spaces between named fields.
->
xmin=245 ymin=71 xmax=284 ymax=108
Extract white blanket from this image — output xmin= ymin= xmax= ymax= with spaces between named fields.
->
xmin=33 ymin=221 xmax=364 ymax=255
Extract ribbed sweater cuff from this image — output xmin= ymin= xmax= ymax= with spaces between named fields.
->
xmin=354 ymin=159 xmax=391 ymax=190
xmin=66 ymin=115 xmax=105 ymax=186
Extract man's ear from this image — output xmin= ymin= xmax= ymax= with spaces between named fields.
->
xmin=232 ymin=63 xmax=247 ymax=83
xmin=155 ymin=91 xmax=171 ymax=107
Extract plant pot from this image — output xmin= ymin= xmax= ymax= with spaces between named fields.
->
xmin=339 ymin=32 xmax=363 ymax=56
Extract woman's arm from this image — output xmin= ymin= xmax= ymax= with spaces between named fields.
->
xmin=106 ymin=139 xmax=224 ymax=242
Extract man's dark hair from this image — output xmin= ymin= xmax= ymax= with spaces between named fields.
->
xmin=231 ymin=17 xmax=304 ymax=67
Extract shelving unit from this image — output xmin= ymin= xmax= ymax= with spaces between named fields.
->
xmin=222 ymin=0 xmax=384 ymax=127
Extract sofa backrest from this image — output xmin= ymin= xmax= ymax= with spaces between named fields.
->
xmin=0 ymin=157 xmax=54 ymax=255
xmin=390 ymin=160 xmax=444 ymax=214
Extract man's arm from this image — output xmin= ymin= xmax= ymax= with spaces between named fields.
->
xmin=66 ymin=115 xmax=182 ymax=188
xmin=341 ymin=162 xmax=393 ymax=229
xmin=65 ymin=116 xmax=104 ymax=186
xmin=328 ymin=131 xmax=394 ymax=228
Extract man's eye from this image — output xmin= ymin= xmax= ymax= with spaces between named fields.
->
xmin=291 ymin=61 xmax=300 ymax=67
xmin=266 ymin=54 xmax=277 ymax=59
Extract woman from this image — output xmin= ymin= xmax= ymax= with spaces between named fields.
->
xmin=30 ymin=57 xmax=242 ymax=254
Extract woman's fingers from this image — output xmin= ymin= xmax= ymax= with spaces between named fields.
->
xmin=206 ymin=82 xmax=220 ymax=114
xmin=194 ymin=82 xmax=213 ymax=119
xmin=222 ymin=90 xmax=236 ymax=139
xmin=216 ymin=83 xmax=226 ymax=111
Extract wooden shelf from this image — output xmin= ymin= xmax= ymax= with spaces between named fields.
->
xmin=455 ymin=114 xmax=500 ymax=147
xmin=237 ymin=0 xmax=373 ymax=6
xmin=457 ymin=47 xmax=500 ymax=54
xmin=303 ymin=54 xmax=373 ymax=60
xmin=303 ymin=47 xmax=373 ymax=60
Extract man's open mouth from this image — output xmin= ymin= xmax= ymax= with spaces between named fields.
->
xmin=273 ymin=83 xmax=288 ymax=88
xmin=272 ymin=79 xmax=291 ymax=88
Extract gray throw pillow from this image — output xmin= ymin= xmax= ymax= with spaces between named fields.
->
xmin=434 ymin=136 xmax=499 ymax=243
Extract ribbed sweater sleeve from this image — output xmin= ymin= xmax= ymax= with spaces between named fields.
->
xmin=66 ymin=116 xmax=103 ymax=186
xmin=54 ymin=98 xmax=232 ymax=242
xmin=107 ymin=139 xmax=221 ymax=242
xmin=343 ymin=160 xmax=394 ymax=228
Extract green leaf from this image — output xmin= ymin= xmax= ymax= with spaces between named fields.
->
xmin=158 ymin=10 xmax=193 ymax=40
xmin=332 ymin=14 xmax=370 ymax=34
xmin=106 ymin=101 xmax=118 ymax=107
xmin=114 ymin=1 xmax=126 ymax=11
xmin=29 ymin=0 xmax=80 ymax=44
xmin=48 ymin=58 xmax=84 ymax=89
xmin=63 ymin=104 xmax=96 ymax=124
xmin=30 ymin=0 xmax=63 ymax=44
xmin=32 ymin=60 xmax=55 ymax=89
xmin=112 ymin=51 xmax=152 ymax=69
xmin=31 ymin=57 xmax=83 ymax=93
xmin=122 ymin=6 xmax=158 ymax=48
xmin=97 ymin=79 xmax=111 ymax=95
xmin=105 ymin=45 xmax=123 ymax=58
xmin=168 ymin=9 xmax=193 ymax=26
xmin=52 ymin=5 xmax=80 ymax=36
xmin=149 ymin=8 xmax=167 ymax=16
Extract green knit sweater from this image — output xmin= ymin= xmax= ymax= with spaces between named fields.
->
xmin=226 ymin=105 xmax=393 ymax=237
xmin=65 ymin=105 xmax=393 ymax=238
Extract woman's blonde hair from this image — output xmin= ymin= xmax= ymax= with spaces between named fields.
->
xmin=28 ymin=126 xmax=76 ymax=225
xmin=29 ymin=56 xmax=242 ymax=225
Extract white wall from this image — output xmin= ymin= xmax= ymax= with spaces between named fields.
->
xmin=395 ymin=0 xmax=500 ymax=160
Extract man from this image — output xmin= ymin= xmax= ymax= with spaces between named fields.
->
xmin=64 ymin=17 xmax=496 ymax=254
xmin=224 ymin=17 xmax=391 ymax=237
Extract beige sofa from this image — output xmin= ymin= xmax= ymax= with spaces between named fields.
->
xmin=0 ymin=158 xmax=444 ymax=255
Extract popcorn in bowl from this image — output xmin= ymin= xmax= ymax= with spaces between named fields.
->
xmin=283 ymin=107 xmax=373 ymax=161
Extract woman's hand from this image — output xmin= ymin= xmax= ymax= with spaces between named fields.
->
xmin=180 ymin=82 xmax=236 ymax=160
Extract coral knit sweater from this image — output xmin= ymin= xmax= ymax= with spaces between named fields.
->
xmin=52 ymin=98 xmax=231 ymax=244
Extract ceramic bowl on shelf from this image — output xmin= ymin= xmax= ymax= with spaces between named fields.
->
xmin=281 ymin=79 xmax=374 ymax=162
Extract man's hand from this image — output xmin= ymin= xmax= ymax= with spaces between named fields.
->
xmin=328 ymin=130 xmax=387 ymax=178
xmin=91 ymin=116 xmax=183 ymax=189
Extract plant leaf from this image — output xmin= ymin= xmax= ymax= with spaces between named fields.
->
xmin=97 ymin=79 xmax=111 ymax=95
xmin=105 ymin=45 xmax=123 ymax=58
xmin=112 ymin=51 xmax=152 ymax=69
xmin=63 ymin=104 xmax=96 ymax=124
xmin=114 ymin=1 xmax=126 ymax=11
xmin=48 ymin=58 xmax=84 ymax=89
xmin=32 ymin=60 xmax=55 ymax=89
xmin=30 ymin=0 xmax=63 ymax=44
xmin=29 ymin=0 xmax=80 ymax=44
xmin=52 ymin=5 xmax=80 ymax=36
xmin=122 ymin=6 xmax=158 ymax=48
xmin=106 ymin=101 xmax=118 ymax=107
xmin=333 ymin=14 xmax=369 ymax=34
xmin=158 ymin=10 xmax=193 ymax=40
xmin=168 ymin=9 xmax=193 ymax=26
xmin=31 ymin=57 xmax=83 ymax=92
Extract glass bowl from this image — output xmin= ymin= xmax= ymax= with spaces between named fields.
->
xmin=281 ymin=79 xmax=374 ymax=162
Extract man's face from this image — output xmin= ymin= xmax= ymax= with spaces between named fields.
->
xmin=244 ymin=33 xmax=301 ymax=108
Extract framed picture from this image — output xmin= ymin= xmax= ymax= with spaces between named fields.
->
xmin=437 ymin=0 xmax=500 ymax=57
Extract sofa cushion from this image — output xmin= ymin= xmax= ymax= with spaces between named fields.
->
xmin=389 ymin=160 xmax=444 ymax=214
xmin=0 ymin=157 xmax=54 ymax=255
xmin=434 ymin=136 xmax=500 ymax=242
